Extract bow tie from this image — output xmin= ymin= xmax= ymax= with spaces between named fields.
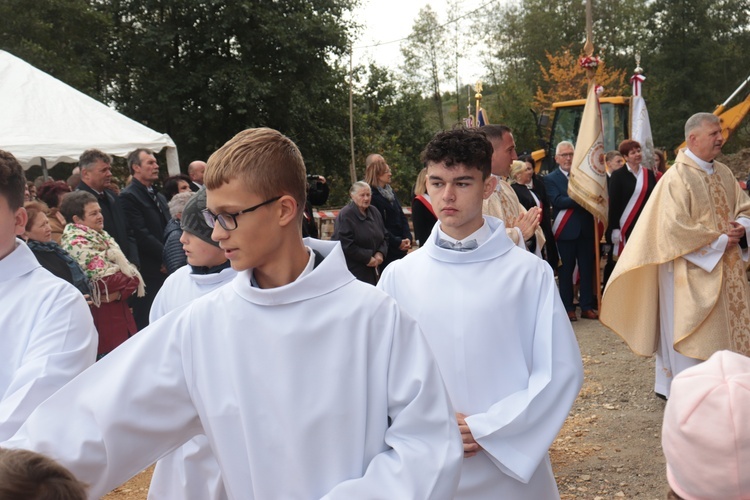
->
xmin=436 ymin=238 xmax=478 ymax=252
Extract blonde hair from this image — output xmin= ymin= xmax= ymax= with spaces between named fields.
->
xmin=413 ymin=167 xmax=428 ymax=196
xmin=205 ymin=128 xmax=307 ymax=215
xmin=509 ymin=160 xmax=527 ymax=183
xmin=364 ymin=159 xmax=389 ymax=187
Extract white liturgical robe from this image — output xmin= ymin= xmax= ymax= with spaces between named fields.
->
xmin=0 ymin=239 xmax=97 ymax=441
xmin=148 ymin=263 xmax=237 ymax=500
xmin=379 ymin=217 xmax=583 ymax=499
xmin=3 ymin=239 xmax=463 ymax=499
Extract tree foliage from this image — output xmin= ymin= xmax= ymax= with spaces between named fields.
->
xmin=350 ymin=64 xmax=433 ymax=205
xmin=644 ymin=0 xmax=750 ymax=151
xmin=534 ymin=46 xmax=628 ymax=111
xmin=99 ymin=0 xmax=356 ymax=181
xmin=400 ymin=6 xmax=447 ymax=131
xmin=0 ymin=0 xmax=111 ymax=98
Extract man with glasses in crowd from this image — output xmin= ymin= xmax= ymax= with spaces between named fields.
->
xmin=544 ymin=141 xmax=598 ymax=321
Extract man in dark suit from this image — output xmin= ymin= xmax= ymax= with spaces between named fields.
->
xmin=120 ymin=149 xmax=170 ymax=329
xmin=188 ymin=160 xmax=206 ymax=192
xmin=76 ymin=149 xmax=139 ymax=266
xmin=544 ymin=141 xmax=597 ymax=321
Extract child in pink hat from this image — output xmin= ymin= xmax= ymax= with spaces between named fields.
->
xmin=662 ymin=350 xmax=750 ymax=499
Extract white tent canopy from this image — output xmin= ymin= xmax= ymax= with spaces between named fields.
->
xmin=0 ymin=50 xmax=179 ymax=175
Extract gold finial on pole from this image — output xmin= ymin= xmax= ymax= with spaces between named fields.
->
xmin=474 ymin=80 xmax=483 ymax=125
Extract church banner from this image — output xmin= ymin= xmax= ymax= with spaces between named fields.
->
xmin=568 ymin=82 xmax=608 ymax=229
xmin=630 ymin=73 xmax=655 ymax=170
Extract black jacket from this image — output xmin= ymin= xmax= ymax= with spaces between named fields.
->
xmin=119 ymin=178 xmax=170 ymax=277
xmin=369 ymin=186 xmax=412 ymax=263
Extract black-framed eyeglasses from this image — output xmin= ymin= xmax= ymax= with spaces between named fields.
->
xmin=201 ymin=196 xmax=281 ymax=231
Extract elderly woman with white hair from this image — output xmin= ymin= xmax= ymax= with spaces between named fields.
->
xmin=332 ymin=181 xmax=388 ymax=285
xmin=163 ymin=191 xmax=194 ymax=274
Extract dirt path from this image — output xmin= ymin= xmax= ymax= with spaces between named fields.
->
xmin=105 ymin=319 xmax=669 ymax=499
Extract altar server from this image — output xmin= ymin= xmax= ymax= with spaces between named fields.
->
xmin=3 ymin=128 xmax=462 ymax=499
xmin=0 ymin=150 xmax=97 ymax=442
xmin=148 ymin=186 xmax=236 ymax=500
xmin=378 ymin=128 xmax=583 ymax=498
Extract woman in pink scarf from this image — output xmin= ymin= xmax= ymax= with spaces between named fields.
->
xmin=60 ymin=191 xmax=144 ymax=359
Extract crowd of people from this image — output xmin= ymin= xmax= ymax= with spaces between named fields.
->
xmin=0 ymin=112 xmax=748 ymax=499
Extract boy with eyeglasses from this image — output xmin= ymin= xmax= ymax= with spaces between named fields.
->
xmin=3 ymin=128 xmax=463 ymax=498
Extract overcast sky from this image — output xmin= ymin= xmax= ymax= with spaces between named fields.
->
xmin=348 ymin=0 xmax=492 ymax=85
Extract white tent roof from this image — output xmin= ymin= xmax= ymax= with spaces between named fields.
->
xmin=0 ymin=50 xmax=179 ymax=175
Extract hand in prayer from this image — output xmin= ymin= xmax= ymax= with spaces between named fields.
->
xmin=512 ymin=207 xmax=541 ymax=242
xmin=399 ymin=239 xmax=411 ymax=251
xmin=726 ymin=221 xmax=745 ymax=247
xmin=456 ymin=412 xmax=481 ymax=458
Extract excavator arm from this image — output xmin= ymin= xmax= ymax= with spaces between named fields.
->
xmin=674 ymin=74 xmax=750 ymax=156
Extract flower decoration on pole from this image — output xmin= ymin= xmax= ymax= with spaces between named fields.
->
xmin=579 ymin=55 xmax=601 ymax=69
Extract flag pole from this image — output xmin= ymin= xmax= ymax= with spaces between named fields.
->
xmin=474 ymin=80 xmax=483 ymax=126
xmin=583 ymin=0 xmax=603 ymax=312
xmin=348 ymin=46 xmax=356 ymax=184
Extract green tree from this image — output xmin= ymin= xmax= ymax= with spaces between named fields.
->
xmin=400 ymin=6 xmax=447 ymax=130
xmin=645 ymin=0 xmax=750 ymax=151
xmin=99 ymin=0 xmax=356 ymax=180
xmin=351 ymin=64 xmax=433 ymax=205
xmin=0 ymin=0 xmax=111 ymax=98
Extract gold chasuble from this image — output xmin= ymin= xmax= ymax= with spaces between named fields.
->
xmin=483 ymin=178 xmax=546 ymax=249
xmin=601 ymin=151 xmax=750 ymax=360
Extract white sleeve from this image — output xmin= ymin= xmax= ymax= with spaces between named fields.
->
xmin=737 ymin=216 xmax=750 ymax=262
xmin=505 ymin=227 xmax=525 ymax=248
xmin=465 ymin=269 xmax=584 ymax=483
xmin=1 ymin=311 xmax=203 ymax=498
xmin=323 ymin=308 xmax=463 ymax=499
xmin=683 ymin=234 xmax=727 ymax=272
xmin=0 ymin=286 xmax=97 ymax=441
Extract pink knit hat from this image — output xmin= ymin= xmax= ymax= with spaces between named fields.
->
xmin=662 ymin=350 xmax=750 ymax=499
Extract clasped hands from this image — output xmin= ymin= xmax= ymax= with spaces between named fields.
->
xmin=726 ymin=221 xmax=745 ymax=247
xmin=367 ymin=252 xmax=384 ymax=268
xmin=511 ymin=206 xmax=542 ymax=242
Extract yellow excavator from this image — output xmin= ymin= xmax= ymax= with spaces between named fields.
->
xmin=531 ymin=74 xmax=750 ymax=173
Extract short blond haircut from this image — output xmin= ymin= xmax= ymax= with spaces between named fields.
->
xmin=205 ymin=128 xmax=307 ymax=215
xmin=364 ymin=159 xmax=389 ymax=187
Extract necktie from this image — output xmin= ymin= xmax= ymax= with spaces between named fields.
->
xmin=436 ymin=238 xmax=478 ymax=252
xmin=148 ymin=188 xmax=165 ymax=219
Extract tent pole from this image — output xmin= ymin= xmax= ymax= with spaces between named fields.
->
xmin=41 ymin=158 xmax=49 ymax=181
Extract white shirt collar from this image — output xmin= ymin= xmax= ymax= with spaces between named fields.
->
xmin=435 ymin=219 xmax=491 ymax=247
xmin=685 ymin=148 xmax=714 ymax=174
xmin=626 ymin=164 xmax=642 ymax=177
xmin=559 ymin=167 xmax=570 ymax=178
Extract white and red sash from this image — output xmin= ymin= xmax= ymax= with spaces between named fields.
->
xmin=552 ymin=209 xmax=573 ymax=240
xmin=615 ymin=166 xmax=650 ymax=257
xmin=414 ymin=194 xmax=437 ymax=218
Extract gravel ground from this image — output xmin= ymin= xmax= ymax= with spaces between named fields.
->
xmin=105 ymin=317 xmax=670 ymax=499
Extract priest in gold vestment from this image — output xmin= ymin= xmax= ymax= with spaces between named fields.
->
xmin=601 ymin=113 xmax=750 ymax=398
xmin=480 ymin=125 xmax=544 ymax=251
